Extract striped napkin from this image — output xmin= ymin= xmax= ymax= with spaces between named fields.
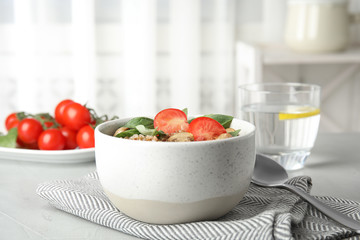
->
xmin=36 ymin=172 xmax=360 ymax=240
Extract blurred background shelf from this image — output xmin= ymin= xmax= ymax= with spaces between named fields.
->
xmin=260 ymin=44 xmax=360 ymax=65
xmin=236 ymin=41 xmax=360 ymax=133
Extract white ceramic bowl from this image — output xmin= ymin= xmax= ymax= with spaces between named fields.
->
xmin=95 ymin=117 xmax=255 ymax=224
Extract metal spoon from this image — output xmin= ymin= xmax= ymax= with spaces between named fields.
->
xmin=252 ymin=154 xmax=360 ymax=233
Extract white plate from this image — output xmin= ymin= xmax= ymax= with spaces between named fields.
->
xmin=0 ymin=147 xmax=95 ymax=164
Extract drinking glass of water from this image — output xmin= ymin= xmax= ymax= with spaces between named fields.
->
xmin=239 ymin=82 xmax=321 ymax=170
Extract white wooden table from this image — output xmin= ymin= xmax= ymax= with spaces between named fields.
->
xmin=1 ymin=133 xmax=360 ymax=239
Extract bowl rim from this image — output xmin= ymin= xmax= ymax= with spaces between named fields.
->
xmin=95 ymin=116 xmax=255 ymax=146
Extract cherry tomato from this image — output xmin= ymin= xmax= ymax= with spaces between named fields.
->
xmin=5 ymin=113 xmax=19 ymax=130
xmin=54 ymin=99 xmax=74 ymax=126
xmin=7 ymin=113 xmax=23 ymax=147
xmin=76 ymin=125 xmax=94 ymax=149
xmin=154 ymin=108 xmax=189 ymax=134
xmin=17 ymin=140 xmax=39 ymax=150
xmin=8 ymin=120 xmax=20 ymax=130
xmin=38 ymin=129 xmax=66 ymax=150
xmin=188 ymin=117 xmax=226 ymax=141
xmin=60 ymin=127 xmax=78 ymax=150
xmin=17 ymin=118 xmax=43 ymax=144
xmin=62 ymin=102 xmax=91 ymax=131
xmin=25 ymin=142 xmax=39 ymax=150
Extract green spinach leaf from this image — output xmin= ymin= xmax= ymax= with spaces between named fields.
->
xmin=229 ymin=129 xmax=241 ymax=137
xmin=136 ymin=125 xmax=166 ymax=137
xmin=115 ymin=129 xmax=140 ymax=138
xmin=182 ymin=108 xmax=188 ymax=117
xmin=136 ymin=125 xmax=157 ymax=136
xmin=123 ymin=117 xmax=154 ymax=129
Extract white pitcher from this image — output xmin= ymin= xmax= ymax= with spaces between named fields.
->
xmin=285 ymin=0 xmax=360 ymax=53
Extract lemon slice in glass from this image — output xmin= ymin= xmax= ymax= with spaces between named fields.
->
xmin=279 ymin=106 xmax=320 ymax=120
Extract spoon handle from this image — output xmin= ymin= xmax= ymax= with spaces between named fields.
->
xmin=282 ymin=183 xmax=360 ymax=233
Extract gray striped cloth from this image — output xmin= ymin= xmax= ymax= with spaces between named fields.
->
xmin=36 ymin=172 xmax=360 ymax=240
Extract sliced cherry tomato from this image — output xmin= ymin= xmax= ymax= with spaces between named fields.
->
xmin=154 ymin=108 xmax=189 ymax=134
xmin=188 ymin=117 xmax=226 ymax=141
xmin=5 ymin=113 xmax=19 ymax=130
xmin=60 ymin=127 xmax=78 ymax=150
xmin=54 ymin=99 xmax=74 ymax=126
xmin=62 ymin=102 xmax=91 ymax=131
xmin=17 ymin=118 xmax=43 ymax=144
xmin=38 ymin=129 xmax=66 ymax=150
xmin=76 ymin=125 xmax=94 ymax=149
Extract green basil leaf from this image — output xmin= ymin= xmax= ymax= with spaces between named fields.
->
xmin=0 ymin=128 xmax=18 ymax=148
xmin=204 ymin=114 xmax=233 ymax=128
xmin=229 ymin=129 xmax=241 ymax=137
xmin=123 ymin=117 xmax=154 ymax=129
xmin=115 ymin=129 xmax=140 ymax=138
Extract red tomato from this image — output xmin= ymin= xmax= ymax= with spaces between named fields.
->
xmin=154 ymin=108 xmax=189 ymax=134
xmin=60 ymin=127 xmax=78 ymax=150
xmin=62 ymin=102 xmax=91 ymax=131
xmin=17 ymin=118 xmax=43 ymax=144
xmin=54 ymin=99 xmax=74 ymax=125
xmin=188 ymin=117 xmax=226 ymax=141
xmin=18 ymin=140 xmax=39 ymax=150
xmin=8 ymin=120 xmax=20 ymax=130
xmin=26 ymin=142 xmax=39 ymax=150
xmin=38 ymin=129 xmax=66 ymax=150
xmin=5 ymin=113 xmax=19 ymax=130
xmin=76 ymin=125 xmax=94 ymax=149
xmin=16 ymin=138 xmax=24 ymax=148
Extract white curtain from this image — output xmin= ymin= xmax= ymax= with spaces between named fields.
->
xmin=0 ymin=0 xmax=236 ymax=130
